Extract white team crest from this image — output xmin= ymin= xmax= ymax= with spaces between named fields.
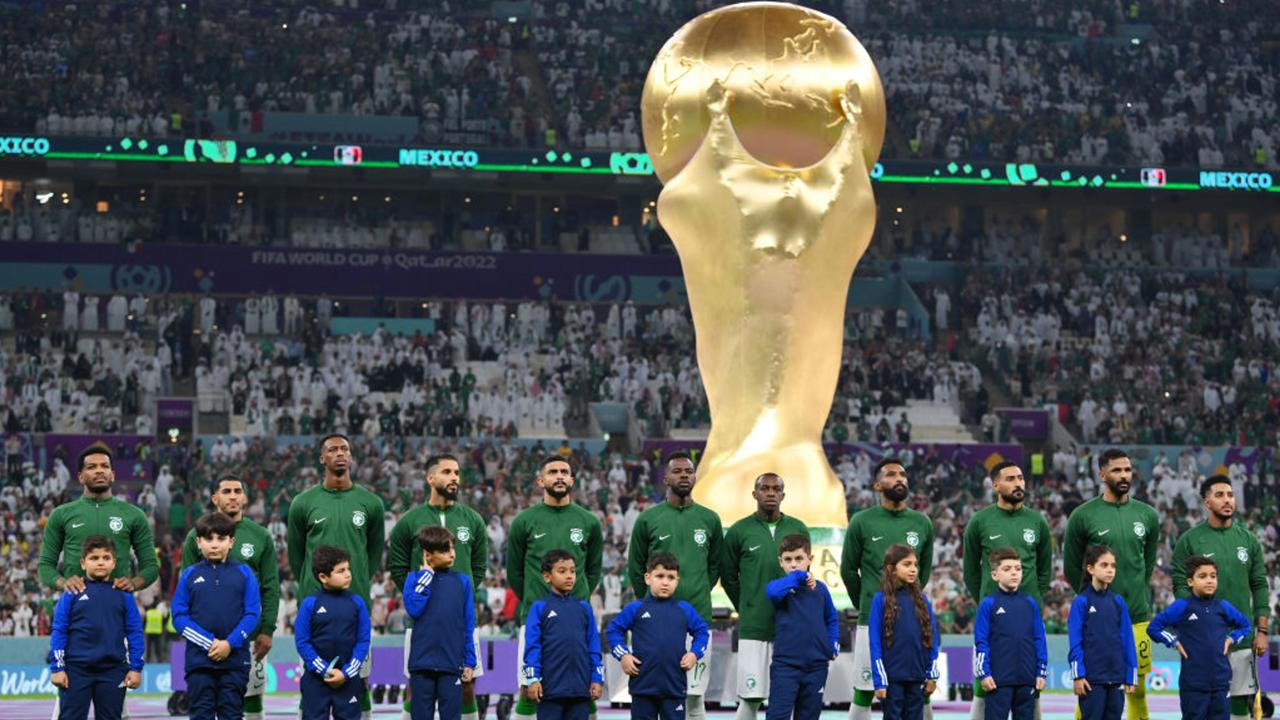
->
xmin=693 ymin=529 xmax=708 ymax=546
xmin=352 ymin=510 xmax=367 ymax=527
xmin=108 ymin=516 xmax=124 ymax=533
xmin=906 ymin=531 xmax=920 ymax=548
xmin=1132 ymin=521 xmax=1146 ymax=538
xmin=1023 ymin=528 xmax=1036 ymax=544
xmin=1237 ymin=546 xmax=1248 ymax=563
xmin=569 ymin=528 xmax=584 ymax=544
xmin=456 ymin=526 xmax=472 ymax=543
xmin=241 ymin=544 xmax=255 ymax=559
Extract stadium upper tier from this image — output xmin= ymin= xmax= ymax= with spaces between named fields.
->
xmin=1 ymin=0 xmax=1275 ymax=169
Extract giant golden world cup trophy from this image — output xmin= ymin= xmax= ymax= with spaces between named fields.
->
xmin=641 ymin=2 xmax=885 ymax=528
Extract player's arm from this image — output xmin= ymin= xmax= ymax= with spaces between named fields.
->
xmin=1029 ymin=596 xmax=1048 ymax=678
xmin=293 ymin=597 xmax=328 ymax=675
xmin=1062 ymin=512 xmax=1085 ymax=591
xmin=719 ymin=525 xmax=742 ymax=609
xmin=972 ymin=598 xmax=994 ymax=679
xmin=462 ymin=575 xmax=478 ymax=669
xmin=1117 ymin=596 xmax=1138 ymax=685
xmin=1146 ymin=599 xmax=1187 ymax=647
xmin=606 ymin=601 xmax=639 ymax=661
xmin=171 ymin=568 xmax=216 ymax=650
xmin=706 ymin=513 xmax=724 ymax=589
xmin=867 ymin=592 xmax=887 ymax=690
xmin=1067 ymin=595 xmax=1088 ymax=679
xmin=286 ymin=496 xmax=308 ymax=583
xmin=365 ymin=496 xmax=385 ymax=576
xmin=130 ymin=512 xmax=159 ymax=588
xmin=585 ymin=519 xmax=604 ymax=594
xmin=386 ymin=518 xmax=412 ymax=593
xmin=402 ymin=568 xmax=434 ymax=619
xmin=821 ymin=583 xmax=840 ymax=659
xmin=227 ymin=565 xmax=262 ymax=649
xmin=1141 ymin=507 xmax=1159 ymax=582
xmin=47 ymin=593 xmax=71 ymax=672
xmin=37 ymin=510 xmax=66 ymax=589
xmin=840 ymin=517 xmax=862 ymax=607
xmin=961 ymin=515 xmax=983 ymax=600
xmin=1221 ymin=600 xmax=1253 ymax=644
xmin=1035 ymin=516 xmax=1053 ymax=598
xmin=179 ymin=530 xmax=200 ymax=572
xmin=470 ymin=514 xmax=489 ymax=588
xmin=1169 ymin=534 xmax=1190 ymax=600
xmin=346 ymin=596 xmax=373 ymax=679
xmin=123 ymin=592 xmax=145 ymax=671
xmin=257 ymin=530 xmax=281 ymax=637
xmin=683 ymin=601 xmax=711 ymax=659
xmin=582 ymin=601 xmax=605 ymax=684
xmin=522 ymin=601 xmax=545 ymax=683
xmin=1248 ymin=534 xmax=1270 ymax=633
xmin=918 ymin=520 xmax=935 ymax=588
xmin=505 ymin=515 xmax=526 ymax=604
xmin=625 ymin=515 xmax=649 ymax=599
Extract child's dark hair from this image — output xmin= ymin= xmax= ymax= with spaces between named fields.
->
xmin=879 ymin=544 xmax=932 ymax=650
xmin=541 ymin=549 xmax=575 ymax=574
xmin=778 ymin=533 xmax=811 ymax=556
xmin=989 ymin=546 xmax=1020 ymax=567
xmin=194 ymin=512 xmax=236 ymax=539
xmin=80 ymin=535 xmax=116 ymax=559
xmin=417 ymin=525 xmax=455 ymax=553
xmin=1185 ymin=554 xmax=1217 ymax=578
xmin=1082 ymin=544 xmax=1114 ymax=578
xmin=647 ymin=552 xmax=680 ymax=573
xmin=311 ymin=545 xmax=351 ymax=580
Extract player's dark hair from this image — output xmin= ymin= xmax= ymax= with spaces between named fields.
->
xmin=541 ymin=549 xmax=575 ymax=574
xmin=539 ymin=454 xmax=575 ymax=474
xmin=77 ymin=446 xmax=112 ymax=473
xmin=194 ymin=512 xmax=236 ymax=539
xmin=318 ymin=433 xmax=350 ymax=452
xmin=753 ymin=472 xmax=783 ymax=489
xmin=989 ymin=546 xmax=1020 ymax=567
xmin=665 ymin=451 xmax=695 ymax=467
xmin=879 ymin=544 xmax=931 ymax=650
xmin=989 ymin=461 xmax=1020 ymax=481
xmin=212 ymin=474 xmax=245 ymax=495
xmin=81 ymin=534 xmax=116 ymax=559
xmin=1185 ymin=554 xmax=1217 ymax=578
xmin=417 ymin=525 xmax=455 ymax=553
xmin=1199 ymin=474 xmax=1231 ymax=498
xmin=1097 ymin=448 xmax=1129 ymax=472
xmin=874 ymin=458 xmax=905 ymax=481
xmin=425 ymin=454 xmax=458 ymax=476
xmin=778 ymin=533 xmax=811 ymax=556
xmin=311 ymin=545 xmax=351 ymax=580
xmin=646 ymin=552 xmax=680 ymax=573
xmin=1082 ymin=544 xmax=1115 ymax=582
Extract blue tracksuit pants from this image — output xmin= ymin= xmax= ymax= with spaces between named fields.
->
xmin=1078 ymin=683 xmax=1124 ymax=720
xmin=186 ymin=667 xmax=248 ymax=720
xmin=882 ymin=681 xmax=925 ymax=720
xmin=1179 ymin=688 xmax=1229 ymax=720
xmin=409 ymin=670 xmax=463 ymax=720
xmin=58 ymin=665 xmax=127 ymax=720
xmin=765 ymin=662 xmax=827 ymax=720
xmin=301 ymin=672 xmax=364 ymax=720
xmin=631 ymin=695 xmax=685 ymax=720
xmin=984 ymin=684 xmax=1036 ymax=720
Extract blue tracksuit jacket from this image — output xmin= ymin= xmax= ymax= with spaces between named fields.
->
xmin=1068 ymin=585 xmax=1138 ymax=685
xmin=867 ymin=587 xmax=941 ymax=690
xmin=766 ymin=571 xmax=840 ymax=669
xmin=606 ymin=595 xmax=710 ymax=697
xmin=524 ymin=591 xmax=605 ymax=699
xmin=1147 ymin=594 xmax=1250 ymax=692
xmin=171 ymin=559 xmax=261 ymax=672
xmin=973 ymin=588 xmax=1048 ymax=686
xmin=48 ymin=581 xmax=144 ymax=673
xmin=295 ymin=588 xmax=373 ymax=681
xmin=404 ymin=567 xmax=477 ymax=674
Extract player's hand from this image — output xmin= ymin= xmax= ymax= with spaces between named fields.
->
xmin=124 ymin=671 xmax=141 ymax=689
xmin=324 ymin=668 xmax=347 ymax=688
xmin=51 ymin=671 xmax=69 ymax=689
xmin=207 ymin=639 xmax=231 ymax=662
xmin=1175 ymin=641 xmax=1187 ymax=659
xmin=252 ymin=634 xmax=273 ymax=661
xmin=621 ymin=654 xmax=642 ymax=676
xmin=462 ymin=667 xmax=474 ymax=683
xmin=874 ymin=689 xmax=886 ymax=700
xmin=1035 ymin=677 xmax=1045 ymax=691
xmin=589 ymin=682 xmax=603 ymax=700
xmin=60 ymin=576 xmax=86 ymax=594
xmin=679 ymin=652 xmax=697 ymax=671
xmin=923 ymin=680 xmax=936 ymax=695
xmin=804 ymin=572 xmax=817 ymax=590
xmin=1254 ymin=632 xmax=1269 ymax=657
xmin=527 ymin=681 xmax=543 ymax=702
xmin=1123 ymin=684 xmax=1135 ymax=695
xmin=981 ymin=676 xmax=997 ymax=692
xmin=112 ymin=577 xmax=135 ymax=592
xmin=1074 ymin=678 xmax=1091 ymax=696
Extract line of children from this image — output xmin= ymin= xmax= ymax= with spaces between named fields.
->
xmin=294 ymin=545 xmax=373 ymax=720
xmin=868 ymin=544 xmax=939 ymax=720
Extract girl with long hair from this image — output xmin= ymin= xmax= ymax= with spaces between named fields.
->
xmin=867 ymin=544 xmax=940 ymax=720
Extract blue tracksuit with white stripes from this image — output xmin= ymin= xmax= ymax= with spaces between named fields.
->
xmin=48 ymin=581 xmax=145 ymax=720
xmin=1068 ymin=585 xmax=1137 ymax=720
xmin=1148 ymin=594 xmax=1250 ymax=720
xmin=973 ymin=588 xmax=1047 ymax=720
xmin=524 ymin=591 xmax=605 ymax=720
xmin=295 ymin=588 xmax=372 ymax=720
xmin=404 ymin=567 xmax=477 ymax=720
xmin=606 ymin=595 xmax=710 ymax=720
xmin=868 ymin=587 xmax=941 ymax=720
xmin=764 ymin=572 xmax=839 ymax=720
xmin=171 ymin=559 xmax=261 ymax=720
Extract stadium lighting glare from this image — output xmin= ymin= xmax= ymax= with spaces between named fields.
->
xmin=35 ymin=192 xmax=53 ymax=204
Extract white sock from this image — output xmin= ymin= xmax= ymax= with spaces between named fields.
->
xmin=686 ymin=695 xmax=706 ymax=720
xmin=362 ymin=711 xmax=373 ymax=720
xmin=463 ymin=712 xmax=480 ymax=720
xmin=735 ymin=699 xmax=759 ymax=720
xmin=970 ymin=696 xmax=985 ymax=720
xmin=516 ymin=709 xmax=537 ymax=720
xmin=923 ymin=705 xmax=934 ymax=720
xmin=1231 ymin=715 xmax=1250 ymax=720
xmin=244 ymin=713 xmax=265 ymax=720
xmin=848 ymin=704 xmax=872 ymax=720
xmin=402 ymin=713 xmax=413 ymax=720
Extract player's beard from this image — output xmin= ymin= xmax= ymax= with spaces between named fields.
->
xmin=546 ymin=484 xmax=571 ymax=500
xmin=883 ymin=484 xmax=909 ymax=503
xmin=435 ymin=484 xmax=459 ymax=501
xmin=669 ymin=482 xmax=693 ymax=499
xmin=999 ymin=488 xmax=1025 ymax=506
xmin=1104 ymin=477 xmax=1130 ymax=498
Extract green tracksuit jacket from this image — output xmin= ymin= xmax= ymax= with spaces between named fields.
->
xmin=720 ymin=512 xmax=809 ymax=641
xmin=962 ymin=504 xmax=1053 ymax=603
xmin=505 ymin=502 xmax=603 ymax=623
xmin=286 ymin=483 xmax=386 ymax=607
xmin=1171 ymin=520 xmax=1268 ymax=647
xmin=840 ymin=505 xmax=934 ymax=625
xmin=387 ymin=501 xmax=488 ymax=590
xmin=38 ymin=496 xmax=158 ymax=588
xmin=1063 ymin=496 xmax=1159 ymax=622
xmin=180 ymin=517 xmax=281 ymax=638
xmin=626 ymin=501 xmax=723 ymax=623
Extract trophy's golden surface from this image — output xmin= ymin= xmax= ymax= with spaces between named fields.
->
xmin=640 ymin=2 xmax=884 ymax=527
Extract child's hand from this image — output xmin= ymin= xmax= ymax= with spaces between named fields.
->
xmin=51 ymin=671 xmax=69 ymax=689
xmin=621 ymin=654 xmax=643 ymax=676
xmin=874 ymin=689 xmax=886 ymax=700
xmin=981 ymin=676 xmax=997 ymax=692
xmin=804 ymin=573 xmax=816 ymax=590
xmin=1073 ymin=678 xmax=1091 ymax=696
xmin=923 ymin=679 xmax=936 ymax=696
xmin=589 ymin=682 xmax=602 ymax=700
xmin=1123 ymin=684 xmax=1136 ymax=694
xmin=124 ymin=671 xmax=141 ymax=689
xmin=324 ymin=668 xmax=347 ymax=688
xmin=527 ymin=681 xmax=543 ymax=702
xmin=1223 ymin=638 xmax=1232 ymax=656
xmin=679 ymin=652 xmax=697 ymax=671
xmin=1175 ymin=641 xmax=1187 ymax=659
xmin=1035 ymin=677 xmax=1045 ymax=691
xmin=207 ymin=639 xmax=231 ymax=662
xmin=462 ymin=667 xmax=474 ymax=683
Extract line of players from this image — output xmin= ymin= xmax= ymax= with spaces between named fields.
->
xmin=38 ymin=439 xmax=1270 ymax=720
